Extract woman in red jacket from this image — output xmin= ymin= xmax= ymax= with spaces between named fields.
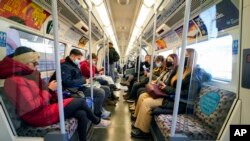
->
xmin=0 ymin=46 xmax=110 ymax=141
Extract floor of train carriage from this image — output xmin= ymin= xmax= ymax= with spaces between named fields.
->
xmin=90 ymin=82 xmax=152 ymax=141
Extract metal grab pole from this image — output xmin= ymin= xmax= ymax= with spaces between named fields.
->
xmin=103 ymin=34 xmax=106 ymax=75
xmin=149 ymin=8 xmax=157 ymax=82
xmin=137 ymin=36 xmax=142 ymax=82
xmin=170 ymin=0 xmax=192 ymax=136
xmin=88 ymin=5 xmax=94 ymax=110
xmin=107 ymin=39 xmax=110 ymax=75
xmin=51 ymin=0 xmax=66 ymax=135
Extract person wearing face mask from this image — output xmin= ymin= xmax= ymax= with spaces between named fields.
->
xmin=80 ymin=53 xmax=104 ymax=78
xmin=130 ymin=54 xmax=179 ymax=138
xmin=80 ymin=53 xmax=117 ymax=105
xmin=125 ymin=55 xmax=165 ymax=103
xmin=0 ymin=47 xmax=111 ymax=141
xmin=51 ymin=49 xmax=112 ymax=119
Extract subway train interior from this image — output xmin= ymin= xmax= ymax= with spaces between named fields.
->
xmin=0 ymin=0 xmax=249 ymax=141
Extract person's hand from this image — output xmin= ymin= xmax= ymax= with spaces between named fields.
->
xmin=158 ymin=81 xmax=166 ymax=90
xmin=48 ymin=80 xmax=57 ymax=91
xmin=99 ymin=70 xmax=104 ymax=75
xmin=144 ymin=71 xmax=148 ymax=76
xmin=151 ymin=80 xmax=157 ymax=84
xmin=85 ymin=79 xmax=90 ymax=84
xmin=99 ymin=67 xmax=104 ymax=71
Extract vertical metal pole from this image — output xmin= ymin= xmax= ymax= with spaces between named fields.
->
xmin=107 ymin=38 xmax=110 ymax=75
xmin=103 ymin=34 xmax=106 ymax=75
xmin=149 ymin=8 xmax=157 ymax=82
xmin=51 ymin=0 xmax=66 ymax=134
xmin=170 ymin=0 xmax=192 ymax=136
xmin=88 ymin=5 xmax=94 ymax=110
xmin=137 ymin=36 xmax=142 ymax=82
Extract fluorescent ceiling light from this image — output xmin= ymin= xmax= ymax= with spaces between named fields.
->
xmin=92 ymin=0 xmax=103 ymax=6
xmin=135 ymin=5 xmax=150 ymax=27
xmin=106 ymin=26 xmax=114 ymax=37
xmin=144 ymin=0 xmax=155 ymax=7
xmin=95 ymin=3 xmax=110 ymax=26
xmin=131 ymin=26 xmax=140 ymax=37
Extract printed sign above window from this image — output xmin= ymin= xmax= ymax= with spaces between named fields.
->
xmin=0 ymin=0 xmax=50 ymax=30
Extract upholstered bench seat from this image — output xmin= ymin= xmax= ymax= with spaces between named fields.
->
xmin=155 ymin=114 xmax=216 ymax=140
xmin=16 ymin=118 xmax=77 ymax=139
xmin=153 ymin=85 xmax=236 ymax=140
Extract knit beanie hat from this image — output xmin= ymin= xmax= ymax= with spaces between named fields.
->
xmin=13 ymin=46 xmax=40 ymax=64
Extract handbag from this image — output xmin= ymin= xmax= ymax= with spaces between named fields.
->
xmin=145 ymin=83 xmax=167 ymax=99
xmin=64 ymin=88 xmax=85 ymax=98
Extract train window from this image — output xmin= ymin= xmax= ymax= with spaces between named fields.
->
xmin=6 ymin=29 xmax=66 ymax=71
xmin=187 ymin=35 xmax=233 ymax=82
xmin=158 ymin=49 xmax=173 ymax=58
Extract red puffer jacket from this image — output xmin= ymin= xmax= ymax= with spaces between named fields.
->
xmin=0 ymin=56 xmax=73 ymax=127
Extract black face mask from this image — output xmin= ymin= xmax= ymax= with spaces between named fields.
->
xmin=166 ymin=61 xmax=173 ymax=67
xmin=184 ymin=57 xmax=189 ymax=67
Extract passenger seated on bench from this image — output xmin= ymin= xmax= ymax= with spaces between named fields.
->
xmin=131 ymin=49 xmax=195 ymax=138
xmin=0 ymin=46 xmax=111 ymax=141
xmin=125 ymin=55 xmax=165 ymax=102
xmin=51 ymin=49 xmax=112 ymax=119
xmin=80 ymin=53 xmax=118 ymax=104
xmin=121 ymin=55 xmax=151 ymax=87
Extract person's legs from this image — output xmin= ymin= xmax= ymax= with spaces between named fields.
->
xmin=128 ymin=82 xmax=145 ymax=100
xmin=136 ymin=88 xmax=146 ymax=103
xmin=134 ymin=93 xmax=151 ymax=116
xmin=64 ymin=99 xmax=100 ymax=141
xmin=100 ymin=85 xmax=111 ymax=100
xmin=134 ymin=97 xmax=163 ymax=133
xmin=109 ymin=63 xmax=116 ymax=81
xmin=64 ymin=98 xmax=100 ymax=124
xmin=83 ymin=87 xmax=105 ymax=117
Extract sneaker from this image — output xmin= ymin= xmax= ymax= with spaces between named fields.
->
xmin=106 ymin=99 xmax=117 ymax=106
xmin=120 ymin=81 xmax=130 ymax=86
xmin=131 ymin=128 xmax=150 ymax=138
xmin=101 ymin=108 xmax=111 ymax=119
xmin=126 ymin=99 xmax=135 ymax=103
xmin=94 ymin=119 xmax=112 ymax=128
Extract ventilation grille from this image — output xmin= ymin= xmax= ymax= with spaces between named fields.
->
xmin=32 ymin=0 xmax=102 ymax=40
xmin=32 ymin=0 xmax=80 ymax=24
xmin=64 ymin=0 xmax=88 ymax=24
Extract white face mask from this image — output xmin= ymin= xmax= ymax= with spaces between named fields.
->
xmin=74 ymin=59 xmax=80 ymax=65
xmin=92 ymin=61 xmax=97 ymax=65
xmin=156 ymin=62 xmax=162 ymax=67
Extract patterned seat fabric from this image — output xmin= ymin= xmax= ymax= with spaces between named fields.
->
xmin=0 ymin=87 xmax=78 ymax=139
xmin=17 ymin=118 xmax=78 ymax=139
xmin=155 ymin=114 xmax=216 ymax=140
xmin=154 ymin=85 xmax=236 ymax=140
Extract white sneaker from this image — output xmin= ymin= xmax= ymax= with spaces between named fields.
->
xmin=102 ymin=108 xmax=111 ymax=115
xmin=94 ymin=119 xmax=112 ymax=128
xmin=101 ymin=108 xmax=111 ymax=119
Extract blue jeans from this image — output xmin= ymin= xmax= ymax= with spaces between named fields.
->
xmin=79 ymin=87 xmax=105 ymax=117
xmin=109 ymin=63 xmax=116 ymax=81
